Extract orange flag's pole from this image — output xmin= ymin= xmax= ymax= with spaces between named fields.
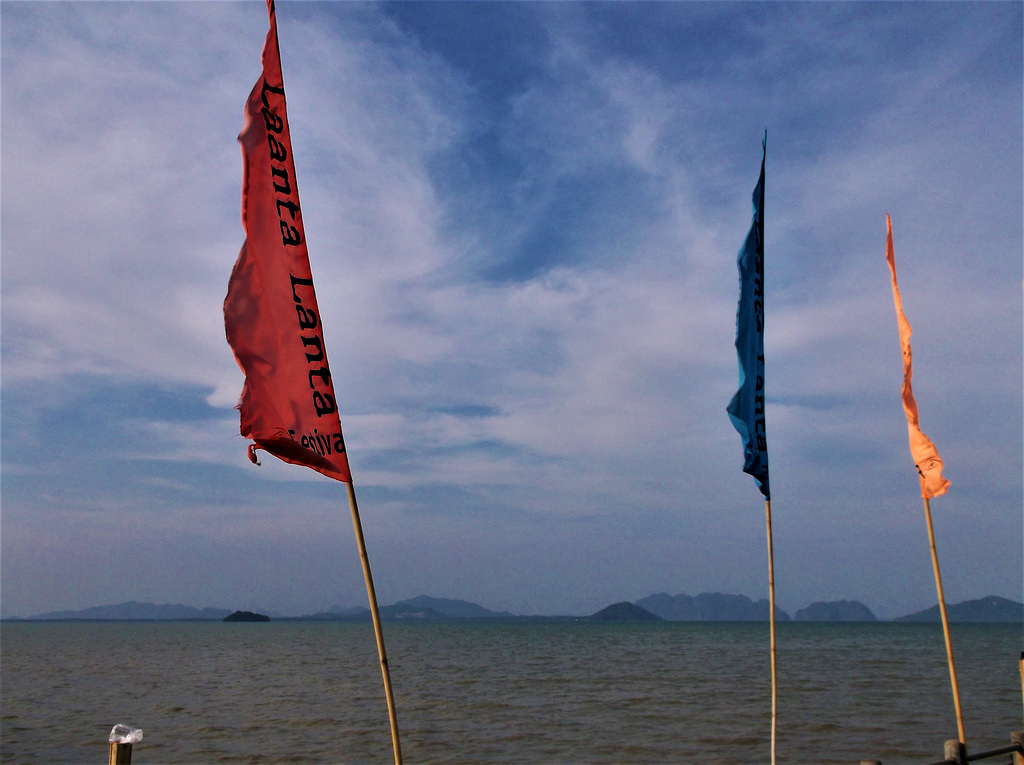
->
xmin=923 ymin=496 xmax=966 ymax=746
xmin=885 ymin=216 xmax=962 ymax=746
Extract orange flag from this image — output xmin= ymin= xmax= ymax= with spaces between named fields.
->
xmin=224 ymin=0 xmax=351 ymax=482
xmin=884 ymin=214 xmax=948 ymax=498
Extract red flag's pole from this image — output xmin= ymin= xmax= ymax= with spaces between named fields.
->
xmin=923 ymin=496 xmax=966 ymax=746
xmin=346 ymin=481 xmax=402 ymax=765
xmin=229 ymin=2 xmax=400 ymax=759
xmin=766 ymin=498 xmax=777 ymax=765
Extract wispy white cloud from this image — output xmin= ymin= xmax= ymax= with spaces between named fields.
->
xmin=2 ymin=1 xmax=1019 ymax=618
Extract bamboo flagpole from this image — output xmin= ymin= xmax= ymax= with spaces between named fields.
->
xmin=346 ymin=481 xmax=403 ymax=765
xmin=766 ymin=499 xmax=777 ymax=765
xmin=923 ymin=496 xmax=966 ymax=745
xmin=884 ymin=215 xmax=963 ymax=746
xmin=224 ymin=1 xmax=401 ymax=761
xmin=1019 ymin=652 xmax=1024 ymax=717
xmin=727 ymin=133 xmax=776 ymax=765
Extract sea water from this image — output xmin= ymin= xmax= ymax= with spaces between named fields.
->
xmin=1 ymin=620 xmax=1021 ymax=764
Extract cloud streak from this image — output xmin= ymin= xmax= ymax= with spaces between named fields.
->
xmin=2 ymin=1 xmax=1020 ymax=619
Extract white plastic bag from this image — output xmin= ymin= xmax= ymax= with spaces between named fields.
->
xmin=108 ymin=724 xmax=143 ymax=744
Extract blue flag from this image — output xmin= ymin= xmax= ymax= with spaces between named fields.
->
xmin=727 ymin=135 xmax=769 ymax=499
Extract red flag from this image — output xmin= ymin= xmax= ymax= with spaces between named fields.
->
xmin=224 ymin=0 xmax=351 ymax=482
xmin=885 ymin=215 xmax=948 ymax=499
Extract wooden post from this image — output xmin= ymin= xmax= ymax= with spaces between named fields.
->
xmin=108 ymin=742 xmax=132 ymax=765
xmin=1011 ymin=730 xmax=1024 ymax=765
xmin=943 ymin=739 xmax=966 ymax=765
xmin=923 ymin=497 xmax=966 ymax=745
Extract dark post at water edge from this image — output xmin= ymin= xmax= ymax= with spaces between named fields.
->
xmin=860 ymin=730 xmax=1024 ymax=764
xmin=944 ymin=739 xmax=966 ymax=764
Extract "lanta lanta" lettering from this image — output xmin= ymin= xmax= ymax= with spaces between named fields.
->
xmin=259 ymin=78 xmax=302 ymax=248
xmin=290 ymin=273 xmax=337 ymax=419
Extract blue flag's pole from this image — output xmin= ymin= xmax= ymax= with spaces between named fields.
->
xmin=766 ymin=498 xmax=776 ymax=765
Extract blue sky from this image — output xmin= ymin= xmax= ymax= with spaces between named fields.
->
xmin=2 ymin=1 xmax=1020 ymax=619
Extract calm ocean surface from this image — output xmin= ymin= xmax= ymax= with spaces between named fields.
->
xmin=1 ymin=620 xmax=1021 ymax=764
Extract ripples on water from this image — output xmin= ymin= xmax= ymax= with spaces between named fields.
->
xmin=1 ymin=621 xmax=1020 ymax=763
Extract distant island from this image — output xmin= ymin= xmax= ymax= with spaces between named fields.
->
xmin=587 ymin=602 xmax=662 ymax=621
xmin=301 ymin=596 xmax=523 ymax=622
xmin=22 ymin=601 xmax=234 ymax=621
xmin=894 ymin=596 xmax=1022 ymax=623
xmin=10 ymin=594 xmax=1022 ymax=623
xmin=224 ymin=610 xmax=270 ymax=622
xmin=636 ymin=592 xmax=790 ymax=621
xmin=795 ymin=600 xmax=876 ymax=622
